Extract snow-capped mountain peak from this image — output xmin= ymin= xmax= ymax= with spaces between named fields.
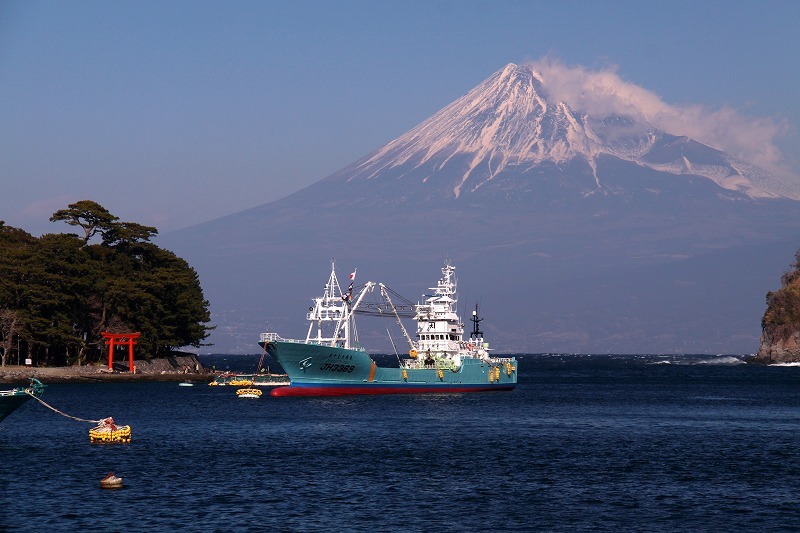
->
xmin=347 ymin=63 xmax=794 ymax=201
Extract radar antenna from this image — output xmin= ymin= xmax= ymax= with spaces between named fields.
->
xmin=470 ymin=304 xmax=483 ymax=339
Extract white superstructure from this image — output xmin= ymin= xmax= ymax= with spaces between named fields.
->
xmin=303 ymin=262 xmax=374 ymax=350
xmin=405 ymin=261 xmax=494 ymax=370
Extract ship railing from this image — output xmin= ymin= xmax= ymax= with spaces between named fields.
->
xmin=260 ymin=332 xmax=291 ymax=343
xmin=400 ymin=359 xmax=460 ymax=371
xmin=306 ymin=310 xmax=344 ymax=321
xmin=260 ymin=332 xmax=366 ymax=349
xmin=491 ymin=356 xmax=517 ymax=363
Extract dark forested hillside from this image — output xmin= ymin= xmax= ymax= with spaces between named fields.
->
xmin=0 ymin=201 xmax=212 ymax=367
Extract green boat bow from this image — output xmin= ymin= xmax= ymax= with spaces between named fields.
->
xmin=0 ymin=378 xmax=45 ymax=423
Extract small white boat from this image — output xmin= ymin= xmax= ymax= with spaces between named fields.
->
xmin=178 ymin=382 xmax=194 ymax=387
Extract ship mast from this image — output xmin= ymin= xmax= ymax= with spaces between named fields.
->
xmin=305 ymin=262 xmax=373 ymax=349
xmin=305 ymin=261 xmax=350 ymax=347
xmin=470 ymin=304 xmax=483 ymax=340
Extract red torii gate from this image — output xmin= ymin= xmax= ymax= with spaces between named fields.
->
xmin=101 ymin=332 xmax=141 ymax=373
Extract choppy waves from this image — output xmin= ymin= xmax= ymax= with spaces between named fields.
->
xmin=4 ymin=357 xmax=800 ymax=530
xmin=515 ymin=352 xmax=749 ymax=366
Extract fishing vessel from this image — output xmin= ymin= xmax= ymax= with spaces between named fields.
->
xmin=0 ymin=379 xmax=44 ymax=423
xmin=259 ymin=261 xmax=517 ymax=396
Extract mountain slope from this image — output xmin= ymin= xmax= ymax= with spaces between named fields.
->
xmin=162 ymin=64 xmax=800 ymax=354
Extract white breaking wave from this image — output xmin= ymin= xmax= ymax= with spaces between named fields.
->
xmin=695 ymin=355 xmax=747 ymax=365
xmin=645 ymin=354 xmax=747 ymax=365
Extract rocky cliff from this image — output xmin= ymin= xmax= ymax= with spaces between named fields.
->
xmin=755 ymin=250 xmax=800 ymax=363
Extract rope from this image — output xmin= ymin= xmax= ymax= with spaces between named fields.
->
xmin=256 ymin=324 xmax=268 ymax=373
xmin=25 ymin=391 xmax=103 ymax=424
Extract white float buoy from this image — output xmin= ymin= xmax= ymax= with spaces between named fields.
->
xmin=100 ymin=472 xmax=123 ymax=489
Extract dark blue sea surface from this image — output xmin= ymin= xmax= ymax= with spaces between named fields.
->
xmin=2 ymin=353 xmax=800 ymax=531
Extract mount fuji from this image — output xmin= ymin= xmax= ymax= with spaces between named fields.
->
xmin=162 ymin=64 xmax=800 ymax=355
xmin=323 ymin=63 xmax=792 ymax=204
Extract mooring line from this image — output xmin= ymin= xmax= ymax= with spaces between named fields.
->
xmin=25 ymin=391 xmax=103 ymax=424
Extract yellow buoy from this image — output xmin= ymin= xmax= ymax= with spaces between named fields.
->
xmin=89 ymin=418 xmax=132 ymax=444
xmin=236 ymin=388 xmax=262 ymax=398
xmin=437 ymin=369 xmax=444 ymax=380
xmin=402 ymin=369 xmax=408 ymax=380
xmin=409 ymin=349 xmax=418 ymax=358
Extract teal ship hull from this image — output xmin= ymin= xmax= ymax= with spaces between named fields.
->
xmin=261 ymin=340 xmax=517 ymax=397
xmin=0 ymin=379 xmax=44 ymax=423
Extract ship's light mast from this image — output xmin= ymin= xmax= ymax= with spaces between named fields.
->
xmin=470 ymin=304 xmax=483 ymax=340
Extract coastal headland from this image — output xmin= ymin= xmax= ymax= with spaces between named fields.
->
xmin=0 ymin=354 xmax=211 ymax=385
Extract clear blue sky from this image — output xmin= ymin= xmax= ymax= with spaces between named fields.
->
xmin=2 ymin=0 xmax=799 ymax=235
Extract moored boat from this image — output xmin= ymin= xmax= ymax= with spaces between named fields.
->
xmin=0 ymin=379 xmax=45 ymax=423
xmin=259 ymin=261 xmax=517 ymax=396
xmin=208 ymin=372 xmax=290 ymax=387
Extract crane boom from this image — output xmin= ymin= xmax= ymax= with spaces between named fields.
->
xmin=379 ymin=283 xmax=414 ymax=350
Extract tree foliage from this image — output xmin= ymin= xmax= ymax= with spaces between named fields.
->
xmin=0 ymin=203 xmax=211 ymax=367
xmin=763 ymin=248 xmax=800 ymax=333
xmin=49 ymin=200 xmax=120 ymax=244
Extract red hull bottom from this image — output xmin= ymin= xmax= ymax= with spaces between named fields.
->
xmin=270 ymin=385 xmax=515 ymax=397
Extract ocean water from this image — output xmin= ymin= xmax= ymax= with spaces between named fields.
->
xmin=1 ymin=353 xmax=800 ymax=531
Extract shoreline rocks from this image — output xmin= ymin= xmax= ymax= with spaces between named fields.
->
xmin=752 ymin=324 xmax=800 ymax=364
xmin=0 ymin=354 xmax=211 ymax=384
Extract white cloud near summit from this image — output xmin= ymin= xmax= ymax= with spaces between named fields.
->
xmin=529 ymin=57 xmax=792 ymax=181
